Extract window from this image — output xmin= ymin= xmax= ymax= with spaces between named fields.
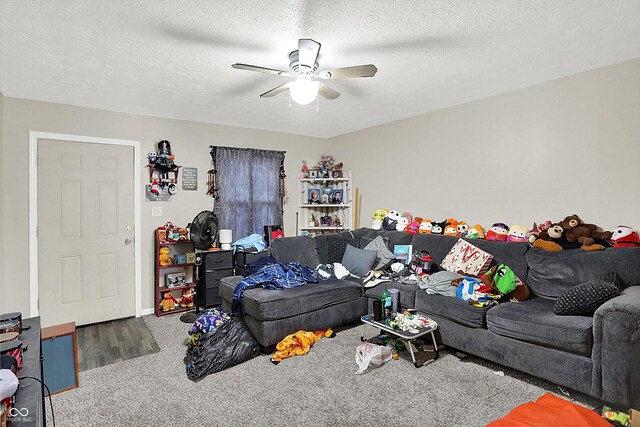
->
xmin=213 ymin=146 xmax=285 ymax=240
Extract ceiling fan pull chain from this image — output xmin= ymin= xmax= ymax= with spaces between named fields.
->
xmin=288 ymin=92 xmax=292 ymax=109
xmin=316 ymin=96 xmax=319 ymax=113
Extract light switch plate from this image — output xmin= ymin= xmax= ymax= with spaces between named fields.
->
xmin=151 ymin=206 xmax=162 ymax=217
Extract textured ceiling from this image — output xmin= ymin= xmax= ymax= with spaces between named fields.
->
xmin=1 ymin=0 xmax=640 ymax=138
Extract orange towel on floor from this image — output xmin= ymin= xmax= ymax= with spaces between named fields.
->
xmin=487 ymin=393 xmax=610 ymax=427
xmin=271 ymin=328 xmax=334 ymax=362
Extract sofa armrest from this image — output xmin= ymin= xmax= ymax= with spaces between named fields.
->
xmin=592 ymin=285 xmax=640 ymax=408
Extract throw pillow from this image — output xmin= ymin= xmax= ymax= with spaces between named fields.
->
xmin=363 ymin=236 xmax=395 ymax=270
xmin=440 ymin=239 xmax=494 ymax=276
xmin=360 ymin=235 xmax=390 ymax=250
xmin=326 ymin=235 xmax=357 ymax=264
xmin=341 ymin=244 xmax=377 ymax=278
xmin=554 ymin=281 xmax=619 ymax=316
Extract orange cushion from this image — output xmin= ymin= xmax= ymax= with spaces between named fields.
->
xmin=487 ymin=393 xmax=609 ymax=427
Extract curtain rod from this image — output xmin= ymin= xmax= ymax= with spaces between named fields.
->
xmin=209 ymin=145 xmax=286 ymax=154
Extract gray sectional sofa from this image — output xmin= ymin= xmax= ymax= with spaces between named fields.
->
xmin=219 ymin=227 xmax=640 ymax=408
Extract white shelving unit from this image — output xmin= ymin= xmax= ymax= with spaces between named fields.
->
xmin=297 ymin=172 xmax=352 ymax=236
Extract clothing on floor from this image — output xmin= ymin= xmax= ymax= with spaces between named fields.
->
xmin=188 ymin=308 xmax=230 ymax=345
xmin=231 ymin=262 xmax=319 ymax=315
xmin=271 ymin=328 xmax=334 ymax=363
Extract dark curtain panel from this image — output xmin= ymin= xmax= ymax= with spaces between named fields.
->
xmin=214 ymin=147 xmax=284 ymax=240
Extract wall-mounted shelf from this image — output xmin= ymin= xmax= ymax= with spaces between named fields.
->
xmin=297 ymin=172 xmax=352 ymax=236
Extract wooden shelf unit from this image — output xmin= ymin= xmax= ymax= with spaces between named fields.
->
xmin=154 ymin=230 xmax=197 ymax=317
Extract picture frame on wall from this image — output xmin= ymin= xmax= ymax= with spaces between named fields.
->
xmin=307 ymin=188 xmax=321 ymax=204
xmin=308 ymin=169 xmax=318 ymax=179
xmin=331 ymin=189 xmax=344 ymax=204
xmin=331 ymin=170 xmax=343 ymax=178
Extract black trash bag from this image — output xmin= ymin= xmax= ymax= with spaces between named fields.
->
xmin=184 ymin=317 xmax=261 ymax=381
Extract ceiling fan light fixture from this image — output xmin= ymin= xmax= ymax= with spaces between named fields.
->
xmin=289 ymin=77 xmax=319 ymax=105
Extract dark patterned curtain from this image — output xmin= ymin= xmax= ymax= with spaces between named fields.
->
xmin=213 ymin=146 xmax=285 ymax=240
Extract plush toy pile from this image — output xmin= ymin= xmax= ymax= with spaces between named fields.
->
xmin=370 ymin=210 xmax=639 ymax=252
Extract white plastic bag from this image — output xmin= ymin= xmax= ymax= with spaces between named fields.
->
xmin=355 ymin=342 xmax=393 ymax=374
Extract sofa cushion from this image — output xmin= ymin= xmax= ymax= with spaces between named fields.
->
xmin=365 ymin=282 xmax=418 ymax=310
xmin=342 ymin=244 xmax=376 ymax=277
xmin=486 ymin=297 xmax=593 ymax=356
xmin=326 ymin=235 xmax=358 ymax=264
xmin=554 ymin=281 xmax=619 ymax=316
xmin=362 ymin=236 xmax=395 ymax=270
xmin=219 ymin=275 xmax=362 ymax=321
xmin=525 ymin=247 xmax=640 ymax=298
xmin=361 ymin=229 xmax=413 ymax=250
xmin=415 ymin=291 xmax=492 ymax=328
xmin=411 ymin=233 xmax=530 ymax=280
xmin=315 ymin=231 xmax=356 ymax=264
xmin=270 ymin=236 xmax=320 ymax=267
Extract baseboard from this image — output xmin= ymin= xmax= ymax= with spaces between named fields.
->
xmin=139 ymin=308 xmax=154 ymax=316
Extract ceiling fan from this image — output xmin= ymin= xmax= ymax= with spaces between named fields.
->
xmin=232 ymin=38 xmax=378 ymax=105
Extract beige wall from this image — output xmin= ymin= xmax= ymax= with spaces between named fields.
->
xmin=0 ymin=98 xmax=324 ymax=315
xmin=330 ymin=58 xmax=640 ymax=233
xmin=0 ymin=91 xmax=4 ymax=309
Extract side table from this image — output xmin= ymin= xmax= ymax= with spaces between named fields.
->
xmin=360 ymin=313 xmax=439 ymax=368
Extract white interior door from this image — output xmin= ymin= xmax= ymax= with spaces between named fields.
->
xmin=37 ymin=139 xmax=135 ymax=327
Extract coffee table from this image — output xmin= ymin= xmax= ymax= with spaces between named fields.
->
xmin=360 ymin=313 xmax=439 ymax=368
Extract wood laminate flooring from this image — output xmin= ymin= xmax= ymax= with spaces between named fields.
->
xmin=76 ymin=317 xmax=160 ymax=372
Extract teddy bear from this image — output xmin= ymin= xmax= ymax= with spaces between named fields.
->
xmin=159 ymin=246 xmax=172 ymax=266
xmin=180 ymin=289 xmax=195 ymax=308
xmin=532 ymin=223 xmax=567 ymax=252
xmin=560 ymin=214 xmax=612 ymax=251
xmin=610 ymin=226 xmax=640 ymax=248
xmin=159 ymin=291 xmax=179 ymax=311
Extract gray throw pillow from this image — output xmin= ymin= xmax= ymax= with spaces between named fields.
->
xmin=341 ymin=244 xmax=377 ymax=278
xmin=360 ymin=235 xmax=390 ymax=250
xmin=554 ymin=280 xmax=619 ymax=316
xmin=363 ymin=235 xmax=395 ymax=270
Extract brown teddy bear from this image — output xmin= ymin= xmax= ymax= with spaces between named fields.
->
xmin=532 ymin=223 xmax=565 ymax=252
xmin=560 ymin=214 xmax=612 ymax=251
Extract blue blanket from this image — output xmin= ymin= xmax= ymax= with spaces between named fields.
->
xmin=231 ymin=262 xmax=319 ymax=315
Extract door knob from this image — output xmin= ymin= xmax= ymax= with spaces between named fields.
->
xmin=124 ymin=238 xmax=133 ymax=245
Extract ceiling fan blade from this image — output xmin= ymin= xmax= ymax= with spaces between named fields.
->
xmin=319 ymin=64 xmax=378 ymax=79
xmin=317 ymin=82 xmax=340 ymax=100
xmin=298 ymin=39 xmax=321 ymax=69
xmin=260 ymin=82 xmax=293 ymax=98
xmin=232 ymin=63 xmax=291 ymax=76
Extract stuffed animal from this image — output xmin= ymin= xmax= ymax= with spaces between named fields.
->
xmin=406 ymin=217 xmax=422 ymax=235
xmin=383 ymin=210 xmax=401 ymax=231
xmin=419 ymin=219 xmax=433 ymax=234
xmin=160 ymin=292 xmax=179 ymax=311
xmin=485 ymin=223 xmax=509 ymax=241
xmin=431 ymin=220 xmax=446 ymax=235
xmin=177 ymin=228 xmax=189 ymax=241
xmin=532 ymin=223 xmax=566 ymax=252
xmin=466 ymin=224 xmax=485 ymax=239
xmin=457 ymin=221 xmax=469 ymax=237
xmin=443 ymin=221 xmax=459 ymax=236
xmin=507 ymin=225 xmax=529 ymax=243
xmin=371 ymin=209 xmax=388 ymax=230
xmin=610 ymin=226 xmax=640 ymax=248
xmin=560 ymin=214 xmax=612 ymax=251
xmin=396 ymin=212 xmax=411 ymax=232
xmin=180 ymin=289 xmax=195 ymax=308
xmin=159 ymin=246 xmax=172 ymax=266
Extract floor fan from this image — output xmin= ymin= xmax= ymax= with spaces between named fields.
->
xmin=180 ymin=210 xmax=220 ymax=323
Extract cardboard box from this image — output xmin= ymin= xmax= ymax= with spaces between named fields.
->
xmin=630 ymin=409 xmax=639 ymax=427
